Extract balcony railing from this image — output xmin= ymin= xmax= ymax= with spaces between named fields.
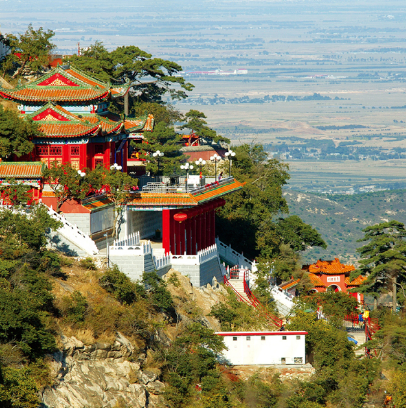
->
xmin=139 ymin=175 xmax=234 ymax=194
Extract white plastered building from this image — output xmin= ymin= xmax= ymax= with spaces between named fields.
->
xmin=216 ymin=331 xmax=307 ymax=365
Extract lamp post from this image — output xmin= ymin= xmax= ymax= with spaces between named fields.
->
xmin=110 ymin=163 xmax=122 ymax=172
xmin=152 ymin=150 xmax=164 ymax=177
xmin=210 ymin=153 xmax=221 ymax=181
xmin=77 ymin=170 xmax=86 ymax=177
xmin=195 ymin=158 xmax=206 ymax=186
xmin=224 ymin=149 xmax=236 ymax=177
xmin=180 ymin=162 xmax=194 ymax=192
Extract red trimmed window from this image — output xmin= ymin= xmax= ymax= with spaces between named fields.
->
xmin=49 ymin=146 xmax=62 ymax=156
xmin=95 ymin=144 xmax=104 ymax=154
xmin=70 ymin=146 xmax=80 ymax=156
xmin=95 ymin=158 xmax=103 ymax=167
xmin=36 ymin=145 xmax=49 ymax=156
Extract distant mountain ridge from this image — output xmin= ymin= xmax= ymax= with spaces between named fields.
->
xmin=284 ymin=188 xmax=406 ymax=264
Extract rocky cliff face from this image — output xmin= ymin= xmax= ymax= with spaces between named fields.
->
xmin=40 ymin=271 xmax=230 ymax=407
xmin=41 ymin=333 xmax=165 ymax=408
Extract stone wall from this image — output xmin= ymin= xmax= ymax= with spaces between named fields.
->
xmin=126 ymin=211 xmax=162 ymax=239
xmin=109 ymin=253 xmax=171 ymax=282
xmin=172 ymin=257 xmax=223 ymax=287
xmin=64 ymin=213 xmax=91 ymax=235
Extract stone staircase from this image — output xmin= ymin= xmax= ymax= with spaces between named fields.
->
xmin=224 ymin=271 xmax=283 ymax=329
xmin=228 ymin=278 xmax=250 ymax=302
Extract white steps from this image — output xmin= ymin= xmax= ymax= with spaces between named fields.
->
xmin=229 ymin=279 xmax=250 ymax=302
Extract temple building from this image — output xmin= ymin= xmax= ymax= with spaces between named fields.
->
xmin=280 ymin=258 xmax=367 ymax=304
xmin=0 ymin=65 xmax=153 ymax=175
xmin=0 ymin=65 xmax=249 ymax=287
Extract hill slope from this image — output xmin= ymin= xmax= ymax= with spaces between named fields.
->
xmin=284 ymin=188 xmax=406 ymax=264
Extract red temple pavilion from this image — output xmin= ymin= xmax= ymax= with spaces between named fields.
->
xmin=0 ymin=65 xmax=153 ymax=174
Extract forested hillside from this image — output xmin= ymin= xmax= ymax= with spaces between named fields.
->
xmin=285 ymin=189 xmax=406 ymax=264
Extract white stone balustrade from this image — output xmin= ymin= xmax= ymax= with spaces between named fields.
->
xmin=171 ymin=244 xmax=218 ymax=265
xmin=215 ymin=238 xmax=257 ymax=272
xmin=153 ymin=253 xmax=171 ymax=269
xmin=270 ymin=285 xmax=295 ymax=315
xmin=47 ymin=206 xmax=99 ymax=256
xmin=0 ymin=204 xmax=99 ymax=256
xmin=109 ymin=240 xmax=152 ymax=256
xmin=112 ymin=231 xmax=140 ymax=247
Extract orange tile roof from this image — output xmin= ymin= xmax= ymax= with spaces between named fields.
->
xmin=124 ymin=114 xmax=154 ymax=132
xmin=0 ymin=162 xmax=44 ymax=178
xmin=0 ymin=66 xmax=116 ymax=103
xmin=128 ymin=193 xmax=197 ymax=207
xmin=0 ymin=87 xmax=109 ymax=103
xmin=192 ymin=179 xmax=245 ymax=203
xmin=64 ymin=68 xmax=106 ymax=89
xmin=280 ymin=278 xmax=300 ymax=290
xmin=345 ymin=275 xmax=367 ymax=287
xmin=309 ymin=273 xmax=326 ymax=287
xmin=308 ymin=258 xmax=355 ymax=275
xmin=27 ymin=103 xmax=101 ymax=138
xmin=127 ymin=179 xmax=244 ymax=208
xmin=42 ymin=191 xmax=56 ymax=197
xmin=82 ymin=196 xmax=114 ymax=211
xmin=38 ymin=122 xmax=100 ymax=138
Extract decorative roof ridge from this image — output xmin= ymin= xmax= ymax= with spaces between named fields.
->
xmin=25 ymin=101 xmax=93 ymax=124
xmin=65 ymin=65 xmax=109 ymax=89
xmin=0 ymin=161 xmax=44 ymax=165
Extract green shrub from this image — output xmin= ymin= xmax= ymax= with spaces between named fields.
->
xmin=61 ymin=291 xmax=88 ymax=323
xmin=79 ymin=257 xmax=97 ymax=270
xmin=99 ymin=265 xmax=145 ymax=305
xmin=0 ymin=366 xmax=40 ymax=408
xmin=142 ymin=271 xmax=174 ymax=313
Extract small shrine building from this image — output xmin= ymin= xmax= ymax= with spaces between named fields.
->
xmin=279 ymin=258 xmax=367 ymax=304
xmin=303 ymin=258 xmax=366 ymax=302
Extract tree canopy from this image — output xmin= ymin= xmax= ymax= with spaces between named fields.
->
xmin=0 ymin=24 xmax=55 ymax=79
xmin=355 ymin=220 xmax=406 ymax=311
xmin=66 ymin=42 xmax=194 ymax=107
xmin=179 ymin=110 xmax=230 ymax=144
xmin=0 ymin=105 xmax=38 ymax=159
xmin=216 ymin=143 xmax=326 ymax=271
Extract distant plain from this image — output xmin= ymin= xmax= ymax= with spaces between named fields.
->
xmin=2 ymin=0 xmax=406 ymax=192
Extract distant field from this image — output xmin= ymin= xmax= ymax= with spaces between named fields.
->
xmin=4 ymin=0 xmax=406 ymax=192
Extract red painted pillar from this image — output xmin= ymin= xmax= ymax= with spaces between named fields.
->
xmin=196 ymin=214 xmax=201 ymax=252
xmin=202 ymin=211 xmax=207 ymax=250
xmin=162 ymin=209 xmax=171 ymax=255
xmin=206 ymin=210 xmax=210 ymax=248
xmin=193 ymin=216 xmax=197 ymax=254
xmin=170 ymin=210 xmax=176 ymax=254
xmin=180 ymin=221 xmax=186 ymax=254
xmin=186 ymin=218 xmax=193 ymax=255
xmin=104 ymin=142 xmax=110 ymax=170
xmin=212 ymin=209 xmax=216 ymax=245
xmin=62 ymin=145 xmax=69 ymax=165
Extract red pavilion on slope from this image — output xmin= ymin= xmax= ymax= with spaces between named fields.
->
xmin=0 ymin=65 xmax=154 ymax=174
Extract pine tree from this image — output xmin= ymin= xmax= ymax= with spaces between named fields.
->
xmin=0 ymin=105 xmax=37 ymax=159
xmin=356 ymin=220 xmax=406 ymax=311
